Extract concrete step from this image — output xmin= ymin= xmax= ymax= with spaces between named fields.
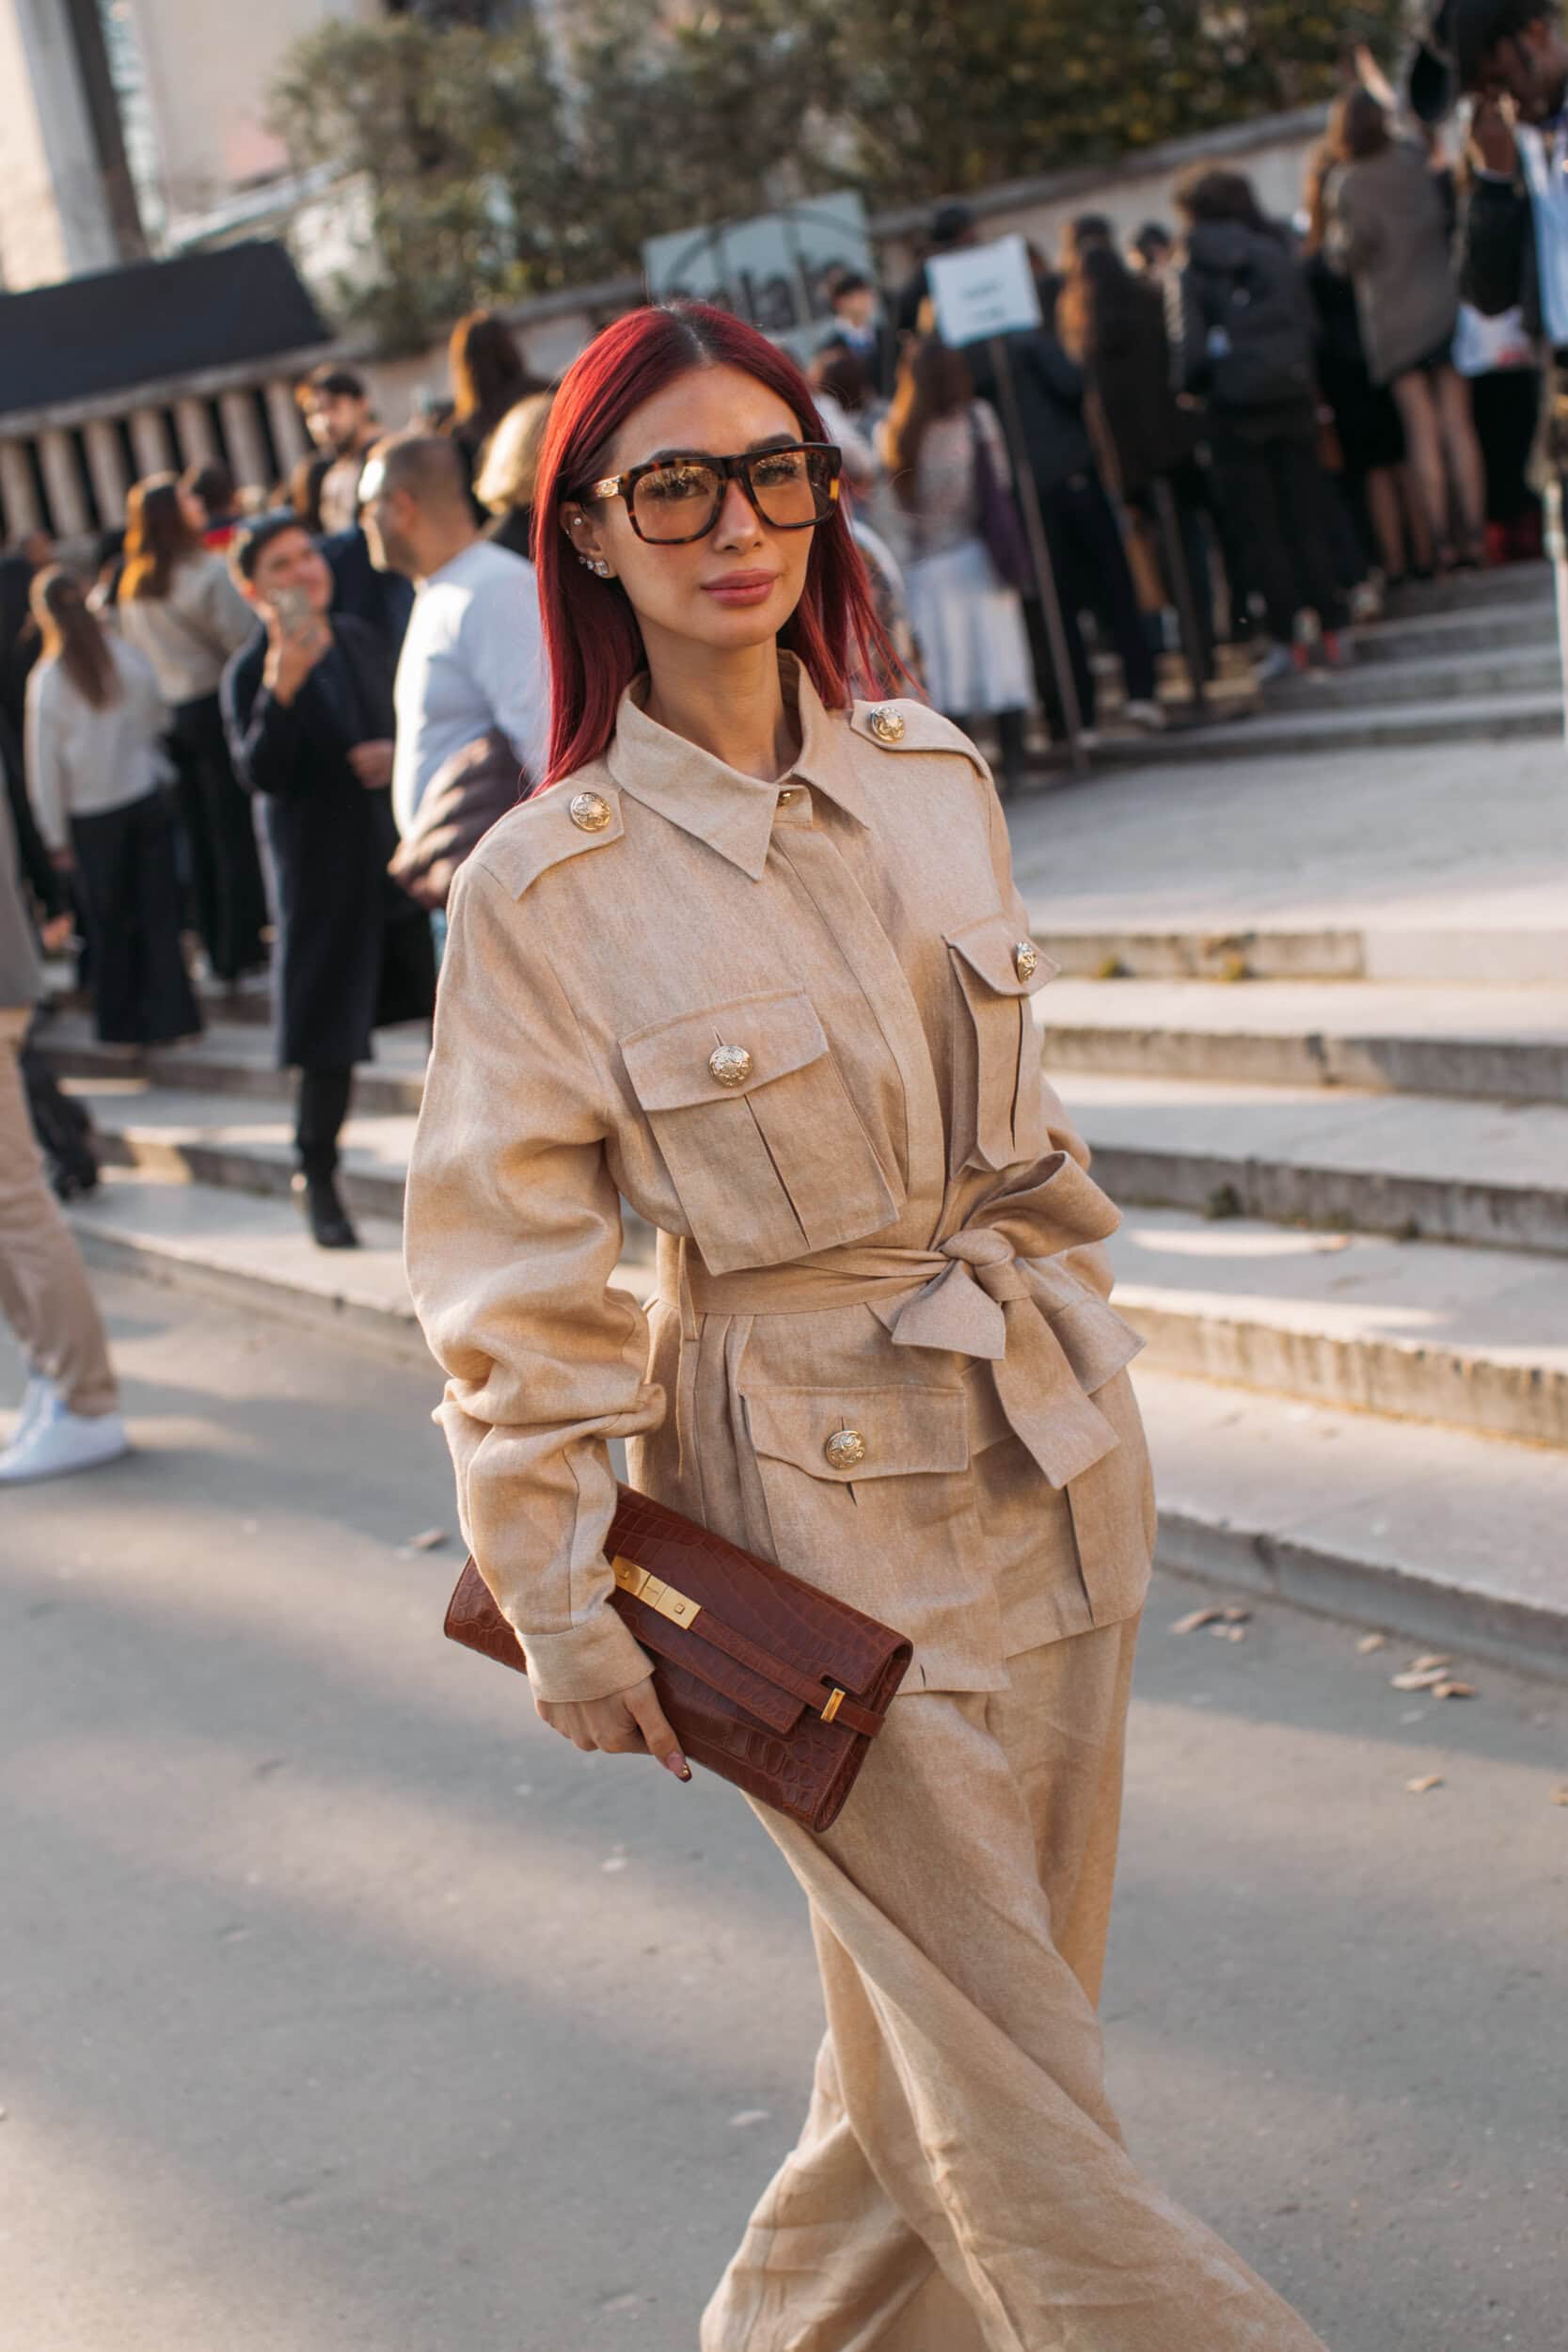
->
xmin=1036 ymin=923 xmax=1568 ymax=987
xmin=1350 ymin=601 xmax=1557 ymax=664
xmin=1266 ymin=645 xmax=1560 ymax=710
xmin=1109 ymin=1205 xmax=1568 ymax=1447
xmin=1138 ymin=1364 xmax=1568 ymax=1679
xmin=1037 ymin=978 xmax=1568 ymax=1103
xmin=40 ymin=1016 xmax=426 ymax=1117
xmin=1062 ymin=1071 xmax=1568 ymax=1253
xmin=1088 ymin=689 xmax=1562 ymax=767
xmin=67 ymin=1079 xmax=420 ymax=1224
xmin=66 ymin=1170 xmax=656 ymax=1354
xmin=1384 ymin=561 xmax=1552 ymax=613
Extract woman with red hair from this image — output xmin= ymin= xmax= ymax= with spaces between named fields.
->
xmin=404 ymin=302 xmax=1331 ymax=2351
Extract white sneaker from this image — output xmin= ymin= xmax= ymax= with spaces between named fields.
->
xmin=1122 ymin=697 xmax=1167 ymax=731
xmin=10 ymin=1373 xmax=58 ymax=1447
xmin=0 ymin=1395 xmax=129 ymax=1485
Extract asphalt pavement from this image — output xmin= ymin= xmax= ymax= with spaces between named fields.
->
xmin=3 ymin=1270 xmax=1564 ymax=2352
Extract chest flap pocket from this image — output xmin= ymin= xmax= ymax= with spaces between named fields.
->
xmin=619 ymin=989 xmax=902 ymax=1275
xmin=944 ymin=914 xmax=1058 ymax=1174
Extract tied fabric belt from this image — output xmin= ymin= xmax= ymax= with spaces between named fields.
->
xmin=677 ymin=1152 xmax=1145 ymax=1489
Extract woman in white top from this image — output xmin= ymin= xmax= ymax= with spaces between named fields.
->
xmin=119 ymin=474 xmax=267 ymax=985
xmin=26 ymin=568 xmax=200 ymax=1048
xmin=879 ymin=335 xmax=1035 ymax=790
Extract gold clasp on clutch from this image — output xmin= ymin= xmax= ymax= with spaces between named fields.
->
xmin=821 ymin=1688 xmax=846 ymax=1724
xmin=612 ymin=1554 xmax=703 ymax=1628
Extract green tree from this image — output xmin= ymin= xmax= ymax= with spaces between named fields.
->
xmin=268 ymin=13 xmax=573 ymax=349
xmin=270 ymin=0 xmax=1409 ymax=349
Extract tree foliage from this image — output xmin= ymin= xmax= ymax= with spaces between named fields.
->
xmin=269 ymin=0 xmax=1406 ymax=349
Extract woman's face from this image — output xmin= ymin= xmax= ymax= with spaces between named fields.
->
xmin=562 ymin=364 xmax=819 ymax=661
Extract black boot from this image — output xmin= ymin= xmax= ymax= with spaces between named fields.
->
xmin=294 ymin=1068 xmax=358 ymax=1248
xmin=293 ymin=1168 xmax=359 ymax=1249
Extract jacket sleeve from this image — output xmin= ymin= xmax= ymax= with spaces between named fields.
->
xmin=222 ymin=652 xmax=313 ymax=801
xmin=404 ymin=853 xmax=662 ymax=1705
xmin=1165 ymin=263 xmax=1207 ymax=396
xmin=1462 ymin=175 xmax=1530 ymax=315
xmin=22 ymin=668 xmax=70 ymax=854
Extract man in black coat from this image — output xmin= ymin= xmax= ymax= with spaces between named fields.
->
xmin=221 ymin=513 xmax=435 ymax=1249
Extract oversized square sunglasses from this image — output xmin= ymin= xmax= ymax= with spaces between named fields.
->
xmin=578 ymin=441 xmax=843 ymax=545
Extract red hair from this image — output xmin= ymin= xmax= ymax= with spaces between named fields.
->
xmin=531 ymin=301 xmax=901 ymax=789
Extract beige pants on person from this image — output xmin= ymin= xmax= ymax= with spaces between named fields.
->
xmin=0 ymin=1020 xmax=117 ymax=1418
xmin=703 ymin=1616 xmax=1332 ymax=2352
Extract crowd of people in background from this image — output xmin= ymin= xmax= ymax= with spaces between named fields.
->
xmin=0 ymin=59 xmax=1554 ymax=1293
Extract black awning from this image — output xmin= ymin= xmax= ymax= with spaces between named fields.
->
xmin=0 ymin=239 xmax=330 ymax=418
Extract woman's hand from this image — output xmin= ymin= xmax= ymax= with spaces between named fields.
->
xmin=263 ymin=613 xmax=332 ymax=707
xmin=347 ymin=738 xmax=395 ymax=790
xmin=535 ymin=1674 xmax=690 ymax=1781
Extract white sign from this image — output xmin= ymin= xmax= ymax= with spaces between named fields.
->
xmin=643 ymin=194 xmax=877 ymax=365
xmin=927 ymin=233 xmax=1042 ymax=348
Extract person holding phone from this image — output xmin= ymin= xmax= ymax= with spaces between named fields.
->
xmin=222 ymin=514 xmax=435 ymax=1248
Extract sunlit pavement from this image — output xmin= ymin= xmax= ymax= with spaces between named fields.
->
xmin=4 ymin=1269 xmax=1564 ymax=2352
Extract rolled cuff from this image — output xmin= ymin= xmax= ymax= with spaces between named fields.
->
xmin=512 ymin=1597 xmax=653 ymax=1705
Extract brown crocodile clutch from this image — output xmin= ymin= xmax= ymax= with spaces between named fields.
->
xmin=444 ymin=1485 xmax=912 ymax=1832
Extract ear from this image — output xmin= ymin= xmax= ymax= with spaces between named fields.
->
xmin=561 ymin=499 xmax=617 ymax=577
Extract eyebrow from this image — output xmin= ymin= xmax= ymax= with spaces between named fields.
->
xmin=638 ymin=432 xmax=800 ymax=465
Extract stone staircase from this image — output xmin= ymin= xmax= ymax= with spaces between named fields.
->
xmin=1091 ymin=561 xmax=1563 ymax=762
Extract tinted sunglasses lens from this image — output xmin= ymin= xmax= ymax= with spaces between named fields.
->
xmin=748 ymin=447 xmax=835 ymax=527
xmin=630 ymin=460 xmax=721 ymax=541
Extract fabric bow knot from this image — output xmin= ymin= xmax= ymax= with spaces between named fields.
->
xmin=887 ymin=1219 xmax=1133 ymax=1489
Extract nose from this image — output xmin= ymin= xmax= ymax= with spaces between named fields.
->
xmin=712 ymin=472 xmax=763 ymax=546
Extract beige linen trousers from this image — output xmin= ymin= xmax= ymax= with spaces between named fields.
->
xmin=404 ymin=657 xmax=1332 ymax=2351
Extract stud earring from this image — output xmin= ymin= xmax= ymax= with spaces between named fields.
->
xmin=577 ymin=554 xmax=612 ymax=579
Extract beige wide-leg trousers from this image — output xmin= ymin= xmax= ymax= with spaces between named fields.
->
xmin=703 ymin=1615 xmax=1331 ymax=2352
xmin=0 ymin=1022 xmax=118 ymax=1417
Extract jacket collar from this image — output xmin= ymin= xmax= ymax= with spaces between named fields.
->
xmin=605 ymin=652 xmax=874 ymax=880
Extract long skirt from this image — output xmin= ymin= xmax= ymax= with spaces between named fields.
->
xmin=904 ymin=535 xmax=1034 ymax=719
xmin=71 ymin=791 xmax=201 ymax=1048
xmin=703 ymin=1615 xmax=1333 ymax=2352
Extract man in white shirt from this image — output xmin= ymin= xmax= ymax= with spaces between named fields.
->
xmin=358 ymin=436 xmax=548 ymax=837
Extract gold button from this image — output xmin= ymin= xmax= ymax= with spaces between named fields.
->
xmin=707 ymin=1042 xmax=752 ymax=1089
xmin=824 ymin=1427 xmax=867 ymax=1471
xmin=569 ymin=790 xmax=611 ymax=833
xmin=778 ymin=786 xmax=803 ymax=805
xmin=868 ymin=705 xmax=905 ymax=744
xmin=1013 ymin=940 xmax=1038 ymax=981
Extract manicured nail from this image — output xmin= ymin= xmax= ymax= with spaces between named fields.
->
xmin=663 ymin=1752 xmax=691 ymax=1782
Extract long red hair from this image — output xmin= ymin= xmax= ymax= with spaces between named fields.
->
xmin=532 ymin=301 xmax=900 ymax=789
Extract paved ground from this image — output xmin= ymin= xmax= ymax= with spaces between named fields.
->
xmin=4 ymin=1272 xmax=1565 ymax=2352
xmin=1008 ymin=731 xmax=1568 ymax=937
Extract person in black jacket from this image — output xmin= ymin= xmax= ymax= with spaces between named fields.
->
xmin=1169 ymin=166 xmax=1349 ymax=675
xmin=222 ymin=513 xmax=435 ymax=1249
xmin=970 ymin=297 xmax=1165 ymax=736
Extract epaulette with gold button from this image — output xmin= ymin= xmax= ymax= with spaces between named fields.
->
xmin=847 ymin=700 xmax=990 ymax=776
xmin=472 ymin=778 xmax=626 ymax=900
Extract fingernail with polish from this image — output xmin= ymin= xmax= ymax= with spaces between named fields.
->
xmin=664 ymin=1752 xmax=691 ymax=1782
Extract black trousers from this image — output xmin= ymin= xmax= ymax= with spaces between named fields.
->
xmin=1206 ymin=429 xmax=1347 ymax=641
xmin=295 ymin=1067 xmax=353 ymax=1183
xmin=70 ymin=792 xmax=201 ymax=1047
xmin=1024 ymin=471 xmax=1157 ymax=732
xmin=1471 ymin=369 xmax=1543 ymax=527
xmin=169 ymin=691 xmax=268 ymax=982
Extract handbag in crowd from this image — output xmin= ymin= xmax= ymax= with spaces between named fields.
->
xmin=970 ymin=405 xmax=1032 ymax=593
xmin=444 ymin=1485 xmax=912 ymax=1833
xmin=387 ymin=728 xmax=524 ymax=912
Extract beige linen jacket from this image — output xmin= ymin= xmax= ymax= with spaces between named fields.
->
xmin=404 ymin=656 xmax=1154 ymax=1707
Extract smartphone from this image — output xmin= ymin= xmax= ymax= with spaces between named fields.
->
xmin=274 ymin=584 xmax=312 ymax=632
